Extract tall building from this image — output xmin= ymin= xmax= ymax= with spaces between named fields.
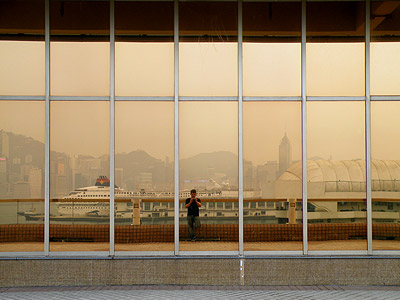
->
xmin=115 ymin=167 xmax=124 ymax=188
xmin=0 ymin=131 xmax=9 ymax=159
xmin=0 ymin=157 xmax=7 ymax=183
xmin=243 ymin=160 xmax=254 ymax=190
xmin=278 ymin=133 xmax=292 ymax=178
xmin=137 ymin=172 xmax=153 ymax=191
xmin=29 ymin=168 xmax=42 ymax=199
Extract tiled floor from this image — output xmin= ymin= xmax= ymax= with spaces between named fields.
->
xmin=1 ymin=285 xmax=400 ymax=300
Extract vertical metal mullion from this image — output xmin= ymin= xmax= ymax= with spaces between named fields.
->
xmin=301 ymin=0 xmax=308 ymax=256
xmin=238 ymin=0 xmax=244 ymax=256
xmin=174 ymin=0 xmax=180 ymax=256
xmin=109 ymin=0 xmax=115 ymax=256
xmin=44 ymin=0 xmax=50 ymax=256
xmin=365 ymin=0 xmax=372 ymax=255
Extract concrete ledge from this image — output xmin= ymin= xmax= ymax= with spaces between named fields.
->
xmin=1 ymin=257 xmax=400 ymax=287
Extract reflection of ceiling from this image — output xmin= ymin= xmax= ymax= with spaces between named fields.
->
xmin=279 ymin=159 xmax=400 ymax=183
xmin=1 ymin=1 xmax=399 ymax=41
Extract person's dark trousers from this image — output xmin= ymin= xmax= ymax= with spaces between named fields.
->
xmin=187 ymin=215 xmax=200 ymax=240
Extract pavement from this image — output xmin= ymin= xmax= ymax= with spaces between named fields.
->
xmin=1 ymin=285 xmax=400 ymax=300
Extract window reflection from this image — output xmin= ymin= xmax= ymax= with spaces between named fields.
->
xmin=0 ymin=0 xmax=45 ymax=96
xmin=307 ymin=102 xmax=366 ymax=251
xmin=243 ymin=2 xmax=301 ymax=97
xmin=306 ymin=43 xmax=365 ymax=97
xmin=371 ymin=102 xmax=400 ymax=250
xmin=50 ymin=101 xmax=109 ymax=252
xmin=179 ymin=2 xmax=238 ymax=97
xmin=243 ymin=102 xmax=302 ymax=251
xmin=179 ymin=102 xmax=238 ymax=251
xmin=115 ymin=1 xmax=174 ymax=97
xmin=370 ymin=2 xmax=400 ymax=95
xmin=115 ymin=102 xmax=174 ymax=251
xmin=50 ymin=0 xmax=110 ymax=96
xmin=306 ymin=2 xmax=365 ymax=97
xmin=0 ymin=101 xmax=45 ymax=252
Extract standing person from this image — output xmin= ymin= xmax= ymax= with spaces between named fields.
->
xmin=185 ymin=189 xmax=201 ymax=241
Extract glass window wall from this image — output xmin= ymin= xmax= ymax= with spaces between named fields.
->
xmin=179 ymin=2 xmax=238 ymax=97
xmin=243 ymin=102 xmax=302 ymax=252
xmin=115 ymin=1 xmax=174 ymax=97
xmin=50 ymin=0 xmax=110 ymax=96
xmin=0 ymin=101 xmax=45 ymax=252
xmin=0 ymin=0 xmax=45 ymax=96
xmin=306 ymin=2 xmax=365 ymax=97
xmin=2 ymin=0 xmax=400 ymax=257
xmin=371 ymin=1 xmax=400 ymax=95
xmin=307 ymin=102 xmax=367 ymax=251
xmin=371 ymin=101 xmax=400 ymax=251
xmin=50 ymin=101 xmax=109 ymax=252
xmin=243 ymin=2 xmax=301 ymax=97
xmin=179 ymin=102 xmax=238 ymax=251
xmin=115 ymin=101 xmax=174 ymax=252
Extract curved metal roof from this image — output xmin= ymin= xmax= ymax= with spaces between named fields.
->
xmin=279 ymin=159 xmax=400 ymax=183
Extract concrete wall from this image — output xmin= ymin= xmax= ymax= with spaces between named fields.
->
xmin=1 ymin=257 xmax=400 ymax=287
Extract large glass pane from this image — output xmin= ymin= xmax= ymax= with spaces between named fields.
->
xmin=243 ymin=102 xmax=302 ymax=252
xmin=371 ymin=1 xmax=400 ymax=95
xmin=179 ymin=102 xmax=238 ymax=251
xmin=50 ymin=101 xmax=109 ymax=252
xmin=0 ymin=101 xmax=45 ymax=252
xmin=50 ymin=1 xmax=110 ymax=96
xmin=307 ymin=102 xmax=366 ymax=251
xmin=115 ymin=1 xmax=174 ymax=97
xmin=0 ymin=0 xmax=45 ymax=96
xmin=243 ymin=2 xmax=301 ymax=97
xmin=115 ymin=102 xmax=174 ymax=252
xmin=306 ymin=2 xmax=365 ymax=97
xmin=179 ymin=2 xmax=238 ymax=97
xmin=371 ymin=101 xmax=400 ymax=250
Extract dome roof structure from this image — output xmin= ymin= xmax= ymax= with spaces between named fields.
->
xmin=279 ymin=159 xmax=400 ymax=181
xmin=278 ymin=159 xmax=400 ymax=193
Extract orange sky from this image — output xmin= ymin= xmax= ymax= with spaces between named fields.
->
xmin=1 ymin=41 xmax=400 ymax=164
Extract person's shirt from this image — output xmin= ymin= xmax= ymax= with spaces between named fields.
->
xmin=186 ymin=198 xmax=201 ymax=216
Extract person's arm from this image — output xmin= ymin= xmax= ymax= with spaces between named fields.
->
xmin=185 ymin=199 xmax=193 ymax=208
xmin=195 ymin=198 xmax=201 ymax=207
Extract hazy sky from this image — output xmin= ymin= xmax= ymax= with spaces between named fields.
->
xmin=244 ymin=43 xmax=301 ymax=96
xmin=51 ymin=42 xmax=110 ymax=96
xmin=0 ymin=101 xmax=45 ymax=142
xmin=0 ymin=41 xmax=45 ymax=96
xmin=307 ymin=102 xmax=365 ymax=161
xmin=244 ymin=102 xmax=302 ymax=165
xmin=50 ymin=101 xmax=110 ymax=157
xmin=180 ymin=102 xmax=238 ymax=159
xmin=306 ymin=43 xmax=365 ymax=96
xmin=116 ymin=101 xmax=174 ymax=160
xmin=1 ymin=41 xmax=400 ymax=163
xmin=116 ymin=43 xmax=174 ymax=97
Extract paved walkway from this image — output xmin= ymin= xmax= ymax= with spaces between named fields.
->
xmin=1 ymin=285 xmax=400 ymax=300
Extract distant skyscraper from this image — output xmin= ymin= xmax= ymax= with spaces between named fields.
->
xmin=137 ymin=173 xmax=153 ymax=191
xmin=55 ymin=175 xmax=68 ymax=197
xmin=25 ymin=154 xmax=33 ymax=164
xmin=243 ymin=160 xmax=254 ymax=190
xmin=115 ymin=168 xmax=124 ymax=188
xmin=0 ymin=157 xmax=7 ymax=183
xmin=13 ymin=181 xmax=30 ymax=199
xmin=29 ymin=168 xmax=42 ymax=199
xmin=278 ymin=133 xmax=292 ymax=178
xmin=1 ymin=131 xmax=10 ymax=158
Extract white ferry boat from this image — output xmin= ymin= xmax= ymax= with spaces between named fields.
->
xmin=57 ymin=176 xmax=137 ymax=217
xmin=56 ymin=176 xmax=224 ymax=218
